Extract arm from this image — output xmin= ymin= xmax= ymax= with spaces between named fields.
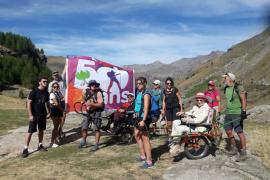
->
xmin=162 ymin=94 xmax=166 ymax=115
xmin=89 ymin=92 xmax=104 ymax=109
xmin=240 ymin=93 xmax=247 ymax=112
xmin=216 ymin=95 xmax=221 ymax=113
xmin=186 ymin=106 xmax=209 ymax=124
xmin=142 ymin=94 xmax=151 ymax=121
xmin=27 ymin=99 xmax=34 ymax=121
xmin=176 ymin=91 xmax=183 ymax=112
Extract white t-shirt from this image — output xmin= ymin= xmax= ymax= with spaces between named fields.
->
xmin=48 ymin=79 xmax=66 ymax=97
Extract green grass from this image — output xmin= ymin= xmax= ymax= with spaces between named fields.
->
xmin=0 ymin=138 xmax=170 ymax=179
xmin=0 ymin=109 xmax=28 ymax=135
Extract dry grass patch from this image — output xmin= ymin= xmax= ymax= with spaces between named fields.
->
xmin=245 ymin=121 xmax=270 ymax=168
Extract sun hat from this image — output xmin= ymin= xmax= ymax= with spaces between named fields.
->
xmin=208 ymin=80 xmax=215 ymax=86
xmin=153 ymin=80 xmax=161 ymax=85
xmin=195 ymin=92 xmax=207 ymax=99
xmin=222 ymin=72 xmax=236 ymax=81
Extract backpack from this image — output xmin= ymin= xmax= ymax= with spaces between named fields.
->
xmin=151 ymin=90 xmax=162 ymax=112
xmin=224 ymin=83 xmax=247 ymax=105
xmin=85 ymin=88 xmax=105 ymax=111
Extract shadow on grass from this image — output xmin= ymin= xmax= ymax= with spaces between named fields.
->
xmin=152 ymin=143 xmax=170 ymax=163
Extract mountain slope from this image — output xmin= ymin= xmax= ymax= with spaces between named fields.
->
xmin=179 ymin=27 xmax=270 ymax=106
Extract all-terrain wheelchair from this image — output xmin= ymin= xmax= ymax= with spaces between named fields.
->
xmin=170 ymin=108 xmax=222 ymax=159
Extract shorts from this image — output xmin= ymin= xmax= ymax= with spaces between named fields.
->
xmin=81 ymin=111 xmax=102 ymax=131
xmin=151 ymin=110 xmax=160 ymax=123
xmin=28 ymin=115 xmax=47 ymax=133
xmin=165 ymin=107 xmax=180 ymax=121
xmin=224 ymin=114 xmax=243 ymax=133
xmin=50 ymin=106 xmax=63 ymax=118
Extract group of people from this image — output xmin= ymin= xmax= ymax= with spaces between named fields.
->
xmin=22 ymin=71 xmax=66 ymax=157
xmin=21 ymin=71 xmax=248 ymax=168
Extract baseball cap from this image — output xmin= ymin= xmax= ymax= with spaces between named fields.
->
xmin=208 ymin=80 xmax=215 ymax=86
xmin=153 ymin=80 xmax=161 ymax=85
xmin=223 ymin=72 xmax=236 ymax=81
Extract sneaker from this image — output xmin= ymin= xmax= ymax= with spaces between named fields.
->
xmin=226 ymin=145 xmax=238 ymax=156
xmin=21 ymin=148 xmax=28 ymax=158
xmin=52 ymin=143 xmax=59 ymax=148
xmin=37 ymin=144 xmax=47 ymax=151
xmin=90 ymin=144 xmax=99 ymax=152
xmin=78 ymin=140 xmax=87 ymax=149
xmin=164 ymin=137 xmax=173 ymax=146
xmin=169 ymin=144 xmax=181 ymax=157
xmin=236 ymin=149 xmax=248 ymax=162
xmin=140 ymin=161 xmax=154 ymax=169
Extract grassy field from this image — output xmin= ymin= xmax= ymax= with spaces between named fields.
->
xmin=0 ymin=109 xmax=28 ymax=136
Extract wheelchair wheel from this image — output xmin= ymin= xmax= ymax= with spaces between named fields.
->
xmin=119 ymin=127 xmax=133 ymax=144
xmin=184 ymin=136 xmax=209 ymax=159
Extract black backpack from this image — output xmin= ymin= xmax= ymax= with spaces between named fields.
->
xmin=224 ymin=83 xmax=247 ymax=104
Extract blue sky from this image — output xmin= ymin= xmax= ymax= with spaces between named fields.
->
xmin=0 ymin=0 xmax=269 ymax=65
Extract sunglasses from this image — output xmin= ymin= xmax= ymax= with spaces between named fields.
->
xmin=136 ymin=82 xmax=143 ymax=85
xmin=53 ymin=86 xmax=59 ymax=88
xmin=166 ymin=82 xmax=172 ymax=85
xmin=196 ymin=99 xmax=204 ymax=102
xmin=42 ymin=81 xmax=48 ymax=83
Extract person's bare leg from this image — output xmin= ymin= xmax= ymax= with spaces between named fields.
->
xmin=82 ymin=129 xmax=88 ymax=142
xmin=95 ymin=130 xmax=100 ymax=144
xmin=142 ymin=132 xmax=152 ymax=164
xmin=237 ymin=132 xmax=246 ymax=150
xmin=25 ymin=133 xmax=32 ymax=147
xmin=135 ymin=128 xmax=146 ymax=159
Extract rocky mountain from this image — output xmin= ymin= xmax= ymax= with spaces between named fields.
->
xmin=124 ymin=51 xmax=224 ymax=83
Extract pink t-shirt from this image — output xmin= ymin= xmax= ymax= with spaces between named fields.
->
xmin=204 ymin=89 xmax=220 ymax=108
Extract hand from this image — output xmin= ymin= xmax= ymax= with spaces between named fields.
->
xmin=46 ymin=113 xmax=51 ymax=119
xmin=161 ymin=110 xmax=165 ymax=116
xmin=29 ymin=115 xmax=34 ymax=122
xmin=241 ymin=111 xmax=247 ymax=120
xmin=139 ymin=120 xmax=145 ymax=127
xmin=176 ymin=111 xmax=184 ymax=116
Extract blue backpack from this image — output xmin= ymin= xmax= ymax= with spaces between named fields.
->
xmin=151 ymin=90 xmax=162 ymax=113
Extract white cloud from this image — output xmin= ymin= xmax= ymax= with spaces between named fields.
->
xmin=35 ymin=25 xmax=262 ymax=65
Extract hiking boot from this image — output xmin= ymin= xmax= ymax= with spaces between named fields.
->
xmin=78 ymin=140 xmax=87 ymax=149
xmin=90 ymin=144 xmax=99 ymax=152
xmin=140 ymin=161 xmax=154 ymax=169
xmin=226 ymin=145 xmax=238 ymax=156
xmin=236 ymin=149 xmax=248 ymax=162
xmin=21 ymin=148 xmax=28 ymax=158
xmin=37 ymin=144 xmax=47 ymax=151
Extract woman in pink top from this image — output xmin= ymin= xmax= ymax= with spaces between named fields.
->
xmin=204 ymin=80 xmax=221 ymax=115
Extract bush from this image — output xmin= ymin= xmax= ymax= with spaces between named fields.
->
xmin=18 ymin=88 xmax=26 ymax=99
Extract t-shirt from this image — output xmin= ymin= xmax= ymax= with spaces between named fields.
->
xmin=48 ymin=79 xmax=66 ymax=97
xmin=204 ymin=89 xmax=220 ymax=108
xmin=28 ymin=88 xmax=49 ymax=116
xmin=135 ymin=92 xmax=142 ymax=113
xmin=225 ymin=85 xmax=245 ymax=114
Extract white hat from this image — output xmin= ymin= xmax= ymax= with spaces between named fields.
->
xmin=127 ymin=93 xmax=134 ymax=97
xmin=223 ymin=73 xmax=236 ymax=81
xmin=153 ymin=80 xmax=161 ymax=85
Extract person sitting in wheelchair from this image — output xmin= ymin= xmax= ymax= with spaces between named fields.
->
xmin=109 ymin=93 xmax=135 ymax=133
xmin=169 ymin=92 xmax=210 ymax=154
